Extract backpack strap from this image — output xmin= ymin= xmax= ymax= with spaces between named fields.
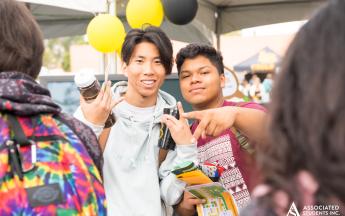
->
xmin=5 ymin=114 xmax=34 ymax=180
xmin=7 ymin=114 xmax=30 ymax=145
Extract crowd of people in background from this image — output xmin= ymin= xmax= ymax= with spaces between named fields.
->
xmin=239 ymin=72 xmax=273 ymax=103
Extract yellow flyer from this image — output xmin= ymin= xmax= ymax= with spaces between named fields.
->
xmin=185 ymin=182 xmax=239 ymax=216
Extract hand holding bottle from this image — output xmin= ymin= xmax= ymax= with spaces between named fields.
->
xmin=79 ymin=81 xmax=123 ymax=126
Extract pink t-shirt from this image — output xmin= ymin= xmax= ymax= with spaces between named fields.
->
xmin=191 ymin=100 xmax=266 ymax=209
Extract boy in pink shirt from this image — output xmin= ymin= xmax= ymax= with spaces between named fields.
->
xmin=172 ymin=44 xmax=267 ymax=215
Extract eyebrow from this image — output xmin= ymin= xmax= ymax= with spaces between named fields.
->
xmin=133 ymin=55 xmax=145 ymax=59
xmin=132 ymin=55 xmax=161 ymax=60
xmin=180 ymin=65 xmax=210 ymax=73
xmin=180 ymin=71 xmax=191 ymax=75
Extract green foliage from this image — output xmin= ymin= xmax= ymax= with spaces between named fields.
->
xmin=43 ymin=36 xmax=87 ymax=72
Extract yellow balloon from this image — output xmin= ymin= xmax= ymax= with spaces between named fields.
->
xmin=87 ymin=14 xmax=126 ymax=53
xmin=126 ymin=0 xmax=164 ymax=29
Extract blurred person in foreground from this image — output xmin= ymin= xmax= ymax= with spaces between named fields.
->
xmin=0 ymin=0 xmax=106 ymax=214
xmin=241 ymin=0 xmax=345 ymax=215
xmin=172 ymin=44 xmax=267 ymax=215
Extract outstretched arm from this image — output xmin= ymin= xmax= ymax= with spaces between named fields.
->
xmin=183 ymin=104 xmax=267 ymax=143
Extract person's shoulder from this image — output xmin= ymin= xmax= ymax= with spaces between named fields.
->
xmin=55 ymin=113 xmax=99 ymax=144
xmin=56 ymin=113 xmax=103 ymax=172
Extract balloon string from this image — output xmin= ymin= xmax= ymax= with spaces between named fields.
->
xmin=104 ymin=60 xmax=110 ymax=83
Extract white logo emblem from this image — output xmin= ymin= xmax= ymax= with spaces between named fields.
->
xmin=287 ymin=202 xmax=300 ymax=216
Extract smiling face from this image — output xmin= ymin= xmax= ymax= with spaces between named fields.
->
xmin=179 ymin=55 xmax=225 ymax=110
xmin=123 ymin=41 xmax=166 ymax=107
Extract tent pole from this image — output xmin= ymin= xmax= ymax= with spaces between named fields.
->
xmin=215 ymin=9 xmax=221 ymax=50
xmin=216 ymin=33 xmax=220 ymax=51
xmin=107 ymin=0 xmax=117 ymax=74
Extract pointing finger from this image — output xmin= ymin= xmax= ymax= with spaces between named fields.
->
xmin=182 ymin=110 xmax=203 ymax=120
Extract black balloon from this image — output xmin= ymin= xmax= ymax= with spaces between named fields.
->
xmin=163 ymin=0 xmax=198 ymax=25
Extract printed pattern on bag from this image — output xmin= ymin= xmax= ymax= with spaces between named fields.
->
xmin=0 ymin=114 xmax=106 ymax=215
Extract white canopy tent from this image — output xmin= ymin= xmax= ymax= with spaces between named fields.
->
xmin=18 ymin=0 xmax=107 ymax=12
xmin=20 ymin=0 xmax=327 ymax=45
xmin=18 ymin=0 xmax=108 ymax=38
xmin=18 ymin=0 xmax=327 ymax=74
xmin=196 ymin=0 xmax=327 ymax=48
xmin=18 ymin=0 xmax=212 ymax=43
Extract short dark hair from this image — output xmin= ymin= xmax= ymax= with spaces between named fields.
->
xmin=176 ymin=43 xmax=224 ymax=75
xmin=0 ymin=0 xmax=44 ymax=79
xmin=121 ymin=26 xmax=173 ymax=75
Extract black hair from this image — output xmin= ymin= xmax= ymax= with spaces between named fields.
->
xmin=121 ymin=26 xmax=173 ymax=75
xmin=175 ymin=43 xmax=224 ymax=75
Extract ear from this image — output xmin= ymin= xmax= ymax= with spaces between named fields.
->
xmin=122 ymin=63 xmax=128 ymax=77
xmin=220 ymin=73 xmax=226 ymax=88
